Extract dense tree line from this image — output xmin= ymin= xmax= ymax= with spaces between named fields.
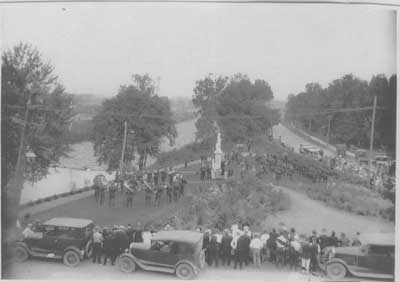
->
xmin=192 ymin=73 xmax=281 ymax=146
xmin=2 ymin=43 xmax=73 ymax=228
xmin=92 ymin=74 xmax=177 ymax=171
xmin=285 ymin=74 xmax=396 ymax=151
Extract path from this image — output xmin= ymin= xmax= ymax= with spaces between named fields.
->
xmin=19 ymin=190 xmax=93 ymax=218
xmin=264 ymin=183 xmax=394 ymax=236
xmin=273 ymin=124 xmax=335 ymax=157
xmin=3 ymin=256 xmax=325 ymax=281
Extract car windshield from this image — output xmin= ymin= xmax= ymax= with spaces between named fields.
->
xmin=376 ymin=157 xmax=390 ymax=162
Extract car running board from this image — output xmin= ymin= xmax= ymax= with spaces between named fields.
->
xmin=29 ymin=249 xmax=62 ymax=260
xmin=133 ymin=257 xmax=175 ymax=274
xmin=348 ymin=267 xmax=393 ymax=280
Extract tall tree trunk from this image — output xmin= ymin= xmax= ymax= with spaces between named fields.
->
xmin=138 ymin=154 xmax=144 ymax=171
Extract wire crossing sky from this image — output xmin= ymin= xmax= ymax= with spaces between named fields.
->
xmin=1 ymin=3 xmax=396 ymax=101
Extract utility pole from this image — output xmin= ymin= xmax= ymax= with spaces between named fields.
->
xmin=119 ymin=121 xmax=128 ymax=177
xmin=326 ymin=116 xmax=332 ymax=143
xmin=369 ymin=95 xmax=377 ymax=178
xmin=308 ymin=119 xmax=312 ymax=131
xmin=4 ymin=91 xmax=32 ymax=229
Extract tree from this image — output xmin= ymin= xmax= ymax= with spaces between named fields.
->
xmin=192 ymin=73 xmax=229 ymax=143
xmin=2 ymin=42 xmax=73 ymax=229
xmin=285 ymin=73 xmax=396 ymax=151
xmin=192 ymin=73 xmax=280 ymax=145
xmin=92 ymin=74 xmax=177 ymax=171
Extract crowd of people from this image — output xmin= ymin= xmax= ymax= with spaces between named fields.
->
xmin=199 ymin=223 xmax=362 ymax=273
xmin=91 ymin=169 xmax=188 ymax=208
xmin=79 ymin=221 xmax=362 ymax=274
xmin=19 ymin=216 xmax=362 ymax=274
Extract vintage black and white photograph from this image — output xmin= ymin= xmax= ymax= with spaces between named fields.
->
xmin=1 ymin=1 xmax=398 ymax=281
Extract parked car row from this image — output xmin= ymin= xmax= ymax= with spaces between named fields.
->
xmin=14 ymin=217 xmax=394 ymax=280
xmin=14 ymin=218 xmax=205 ymax=280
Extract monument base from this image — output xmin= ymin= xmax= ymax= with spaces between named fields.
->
xmin=211 ymin=169 xmax=225 ymax=180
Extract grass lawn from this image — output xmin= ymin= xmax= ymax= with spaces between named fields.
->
xmin=31 ymin=166 xmax=211 ymax=228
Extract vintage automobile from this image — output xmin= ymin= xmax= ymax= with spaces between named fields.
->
xmin=14 ymin=217 xmax=94 ymax=267
xmin=323 ymin=233 xmax=395 ymax=280
xmin=117 ymin=230 xmax=205 ymax=280
xmin=375 ymin=155 xmax=392 ymax=167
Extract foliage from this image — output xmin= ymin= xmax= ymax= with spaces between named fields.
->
xmin=175 ymin=177 xmax=290 ymax=231
xmin=2 ymin=42 xmax=73 ymax=185
xmin=285 ymin=74 xmax=396 ymax=150
xmin=65 ymin=118 xmax=94 ymax=143
xmin=192 ymin=73 xmax=280 ymax=144
xmin=92 ymin=74 xmax=177 ymax=171
xmin=280 ymin=178 xmax=394 ymax=221
xmin=155 ymin=141 xmax=213 ymax=168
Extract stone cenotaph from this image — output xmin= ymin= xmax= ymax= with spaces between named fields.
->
xmin=212 ymin=131 xmax=224 ymax=179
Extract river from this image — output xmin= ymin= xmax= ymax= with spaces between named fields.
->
xmin=20 ymin=119 xmax=197 ymax=204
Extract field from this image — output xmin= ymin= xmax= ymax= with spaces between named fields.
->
xmin=27 ymin=163 xmax=291 ymax=233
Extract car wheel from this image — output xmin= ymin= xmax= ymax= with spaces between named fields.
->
xmin=63 ymin=250 xmax=80 ymax=267
xmin=14 ymin=245 xmax=29 ymax=262
xmin=326 ymin=262 xmax=347 ymax=280
xmin=118 ymin=256 xmax=136 ymax=273
xmin=176 ymin=263 xmax=195 ymax=280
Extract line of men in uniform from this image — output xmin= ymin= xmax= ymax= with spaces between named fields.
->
xmin=92 ymin=169 xmax=187 ymax=208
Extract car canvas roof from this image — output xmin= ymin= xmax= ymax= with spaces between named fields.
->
xmin=43 ymin=217 xmax=93 ymax=228
xmin=359 ymin=233 xmax=395 ymax=246
xmin=152 ymin=231 xmax=203 ymax=244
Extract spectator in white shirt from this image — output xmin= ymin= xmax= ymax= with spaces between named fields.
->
xmin=249 ymin=233 xmax=263 ymax=267
xmin=260 ymin=230 xmax=270 ymax=262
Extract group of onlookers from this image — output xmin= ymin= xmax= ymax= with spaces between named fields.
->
xmin=199 ymin=224 xmax=363 ymax=274
xmin=90 ymin=223 xmax=156 ymax=265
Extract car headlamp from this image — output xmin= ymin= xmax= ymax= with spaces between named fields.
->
xmin=328 ymin=247 xmax=335 ymax=259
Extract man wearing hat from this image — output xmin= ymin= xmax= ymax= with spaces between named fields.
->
xmin=125 ymin=176 xmax=137 ymax=208
xmin=102 ymin=228 xmax=118 ymax=265
xmin=172 ymin=175 xmax=180 ymax=202
xmin=220 ymin=229 xmax=233 ymax=266
xmin=203 ymin=229 xmax=212 ymax=266
xmin=146 ymin=170 xmax=153 ymax=184
xmin=153 ymin=169 xmax=160 ymax=186
xmin=144 ymin=183 xmax=153 ymax=208
xmin=181 ymin=174 xmax=187 ymax=197
xmin=92 ymin=226 xmax=103 ymax=264
xmin=233 ymin=230 xmax=250 ymax=269
xmin=250 ymin=232 xmax=263 ymax=267
xmin=166 ymin=182 xmax=173 ymax=204
xmin=154 ymin=183 xmax=163 ymax=207
xmin=161 ymin=168 xmax=167 ymax=184
xmin=108 ymin=180 xmax=117 ymax=208
xmin=318 ymin=228 xmax=330 ymax=250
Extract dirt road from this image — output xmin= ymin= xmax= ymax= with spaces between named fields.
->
xmin=273 ymin=124 xmax=335 ymax=157
xmin=263 ymin=183 xmax=394 ymax=236
xmin=3 ymin=258 xmax=325 ymax=281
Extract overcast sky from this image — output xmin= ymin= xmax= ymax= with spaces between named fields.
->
xmin=1 ymin=3 xmax=396 ymax=101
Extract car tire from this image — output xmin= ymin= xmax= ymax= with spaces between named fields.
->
xmin=176 ymin=263 xmax=195 ymax=280
xmin=63 ymin=250 xmax=80 ymax=267
xmin=118 ymin=256 xmax=136 ymax=273
xmin=326 ymin=262 xmax=347 ymax=280
xmin=14 ymin=245 xmax=29 ymax=262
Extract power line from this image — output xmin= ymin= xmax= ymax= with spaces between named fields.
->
xmin=4 ymin=104 xmax=73 ymax=112
xmin=290 ymin=106 xmax=387 ymax=117
xmin=98 ymin=111 xmax=268 ymax=120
